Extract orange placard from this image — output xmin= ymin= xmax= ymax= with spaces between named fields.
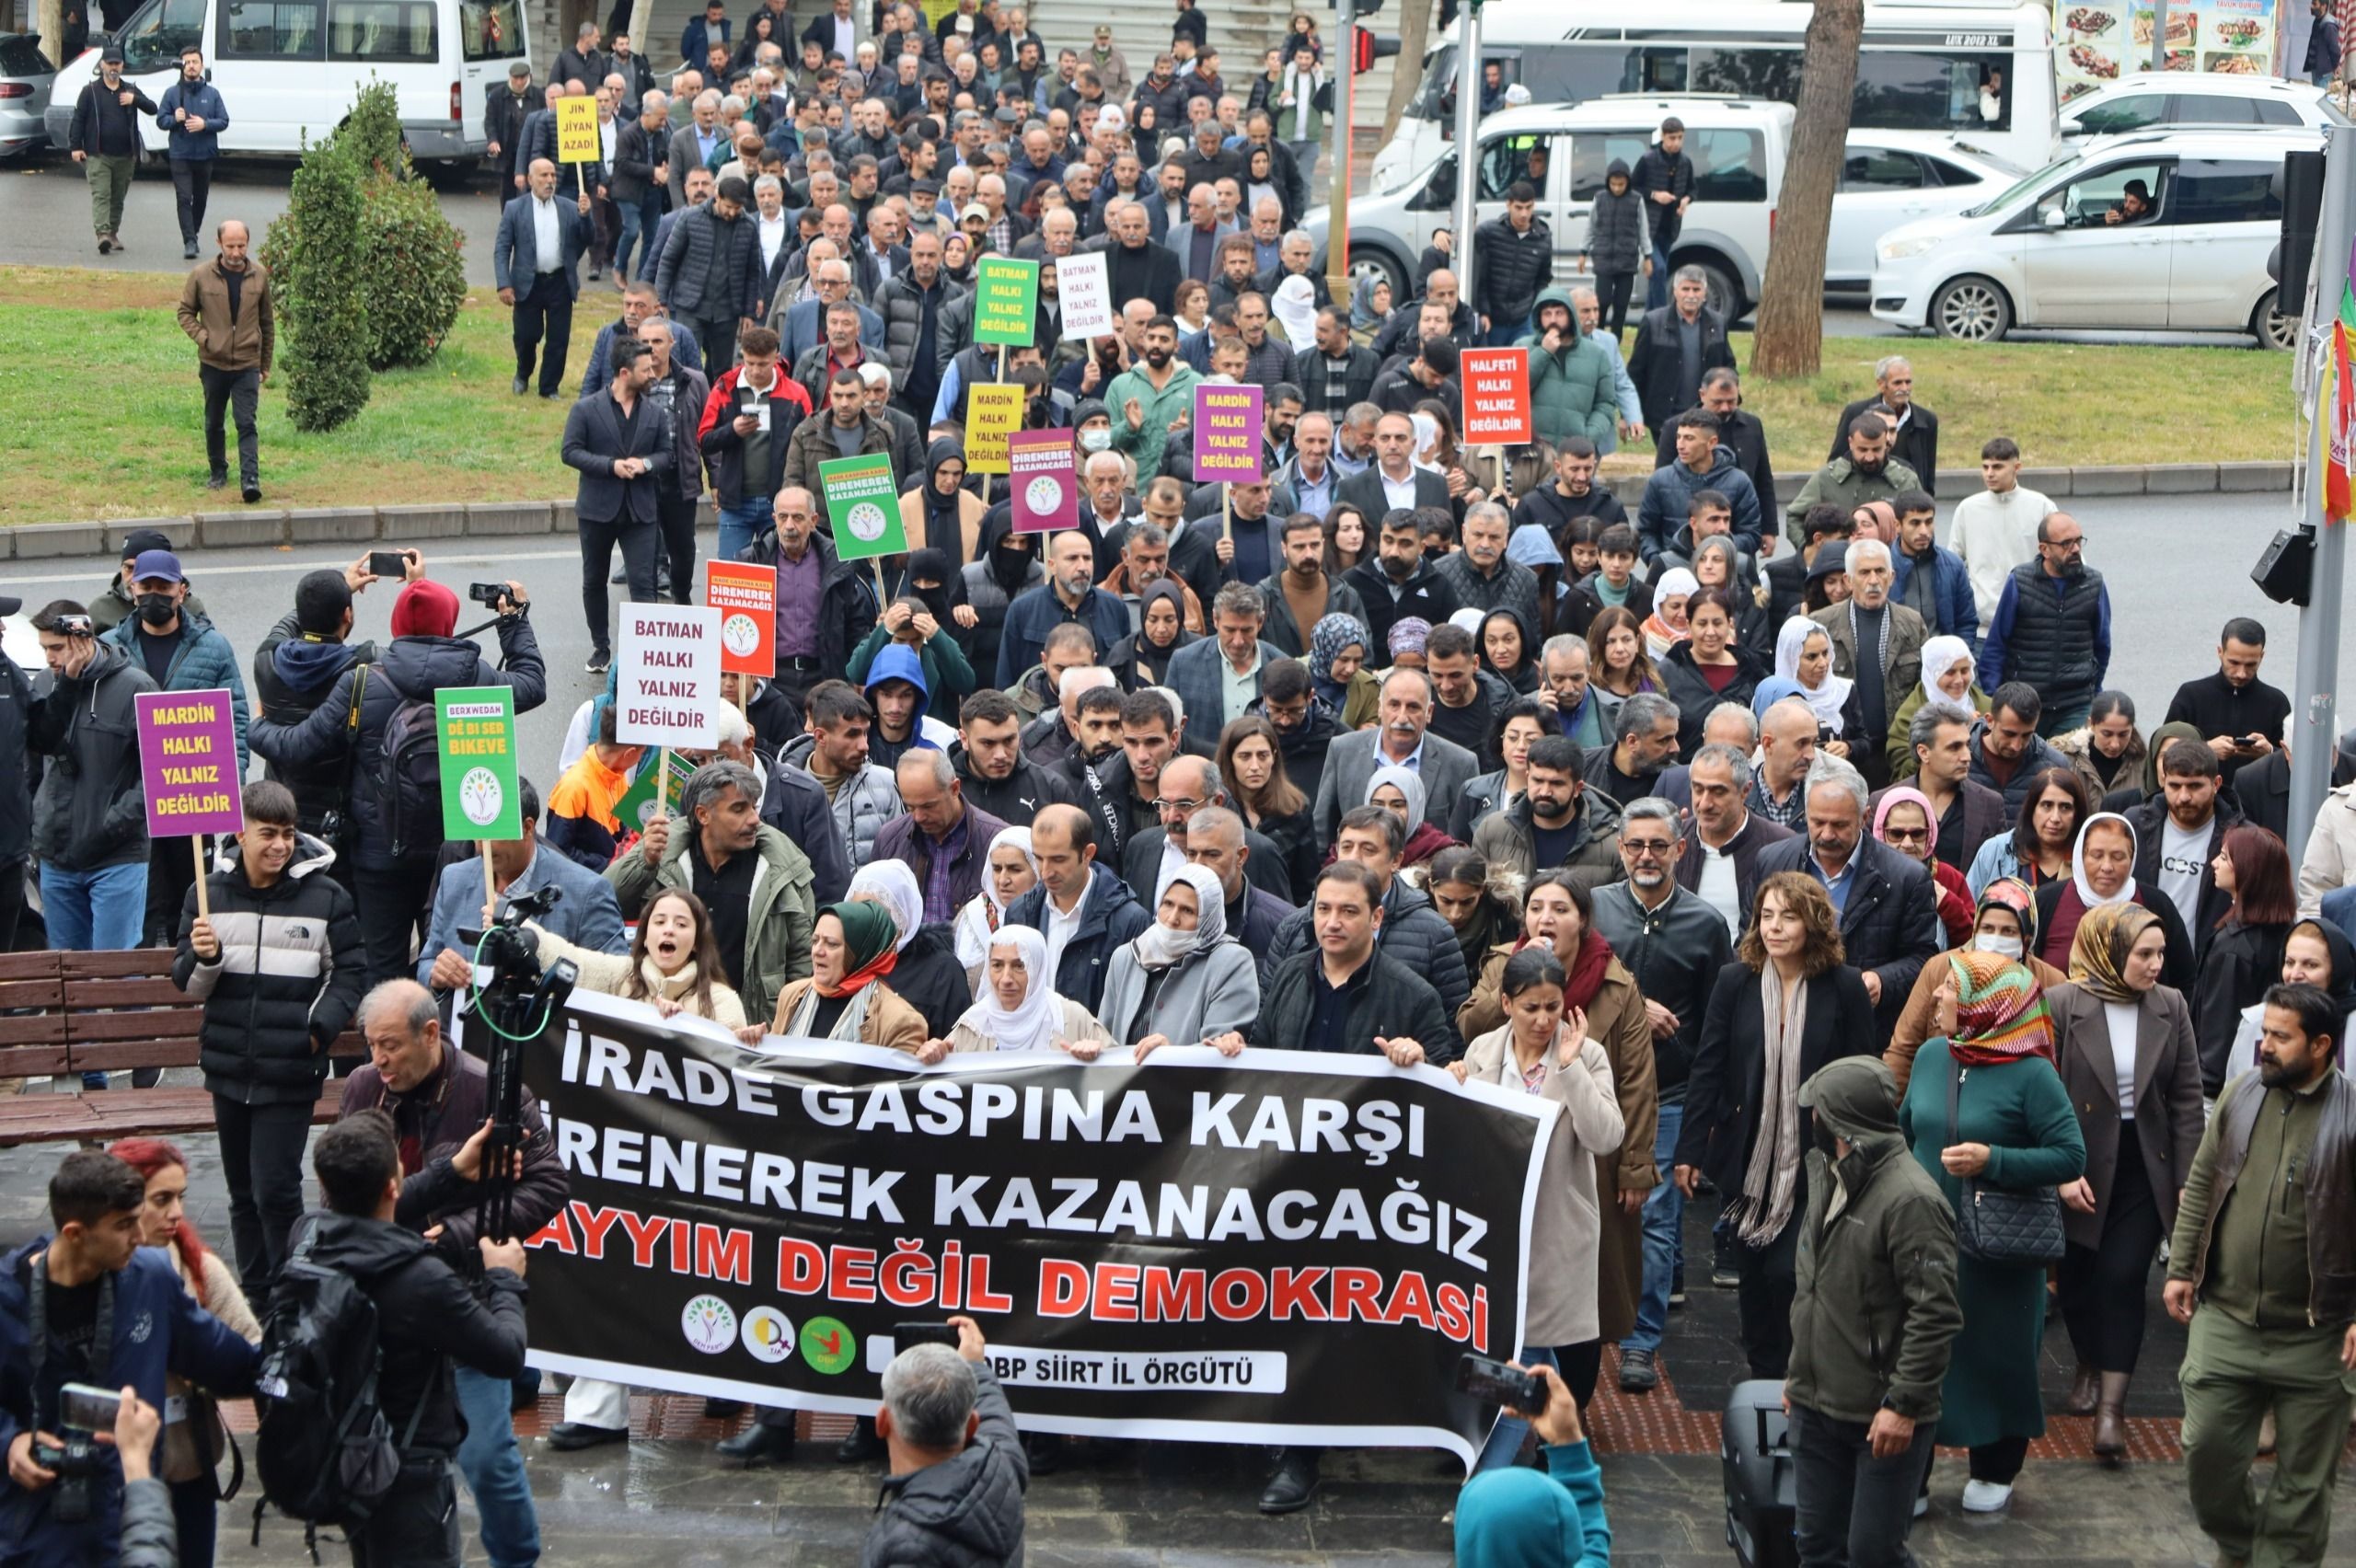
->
xmin=704 ymin=559 xmax=777 ymax=676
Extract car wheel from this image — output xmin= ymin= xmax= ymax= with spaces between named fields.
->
xmin=1689 ymin=261 xmax=1740 ymax=322
xmin=2252 ymin=289 xmax=2298 ymax=352
xmin=1344 ymin=247 xmax=1405 ymax=305
xmin=417 ymin=158 xmax=472 ymax=191
xmin=1929 ymin=276 xmax=2011 ymax=342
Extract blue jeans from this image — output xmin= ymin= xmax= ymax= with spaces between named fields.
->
xmin=614 ymin=194 xmax=660 ymax=285
xmin=41 ymin=859 xmax=149 ymax=1090
xmin=1623 ymin=1101 xmax=1685 ymax=1355
xmin=1484 ymin=316 xmax=1529 ymax=346
xmin=453 ymin=1364 xmax=540 ymax=1568
xmin=2038 ymin=702 xmax=2090 ymax=739
xmin=1646 ymin=236 xmax=1674 ymax=308
xmin=1472 ymin=1344 xmax=1559 ymax=1475
xmin=718 ymin=495 xmax=771 ymax=567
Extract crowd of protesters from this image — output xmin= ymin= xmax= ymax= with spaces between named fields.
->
xmin=13 ymin=3 xmax=2356 ymax=1566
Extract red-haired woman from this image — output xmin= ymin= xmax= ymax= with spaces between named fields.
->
xmin=108 ymin=1137 xmax=261 ymax=1568
xmin=2191 ymin=823 xmax=2298 ymax=1090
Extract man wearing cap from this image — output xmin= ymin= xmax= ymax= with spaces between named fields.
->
xmin=657 ymin=171 xmax=758 ymax=371
xmin=98 ymin=549 xmax=251 ymax=946
xmin=88 ymin=530 xmax=211 ymax=635
xmin=67 ymin=42 xmax=157 ymax=255
xmin=483 ymin=62 xmax=545 ymax=186
xmin=177 ymin=218 xmax=272 ymax=502
xmin=1087 ymin=23 xmax=1132 ymax=97
xmin=493 ymin=157 xmax=595 ymax=398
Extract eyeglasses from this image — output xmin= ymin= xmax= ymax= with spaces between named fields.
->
xmin=1622 ymin=839 xmax=1673 ymax=859
xmin=1158 ymin=796 xmax=1206 ymax=815
xmin=1880 ymin=826 xmax=1930 ymax=845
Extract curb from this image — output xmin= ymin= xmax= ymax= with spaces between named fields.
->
xmin=0 ymin=468 xmax=2296 ymax=562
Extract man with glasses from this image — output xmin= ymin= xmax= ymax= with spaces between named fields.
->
xmin=1594 ymin=795 xmax=1734 ymax=1391
xmin=1118 ymin=753 xmax=1287 ymax=908
xmin=1979 ymin=513 xmax=2111 ymax=737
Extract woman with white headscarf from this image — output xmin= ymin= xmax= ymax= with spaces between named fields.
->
xmin=1886 ymin=633 xmax=1992 ymax=781
xmin=932 ymin=926 xmax=1114 ymax=1058
xmin=1364 ymin=761 xmax=1457 ymax=876
xmin=954 ymin=826 xmax=1038 ymax=987
xmin=848 ymin=859 xmax=973 ymax=1036
xmin=1102 ymin=864 xmax=1261 ymax=1058
xmin=1271 ymin=272 xmax=1320 ymax=352
xmin=1773 ymin=615 xmax=1862 ymax=757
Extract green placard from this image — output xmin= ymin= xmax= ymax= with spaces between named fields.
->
xmin=435 ymin=686 xmax=522 ymax=841
xmin=820 ymin=452 xmax=906 ymax=560
xmin=971 ymin=256 xmax=1040 ymax=346
xmin=614 ymin=751 xmax=687 ymax=833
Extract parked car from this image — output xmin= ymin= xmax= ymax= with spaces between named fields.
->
xmin=1828 ymin=133 xmax=2021 ymax=289
xmin=2058 ymin=73 xmax=2349 ymax=139
xmin=0 ymin=34 xmax=56 ymax=158
xmin=1869 ymin=124 xmax=2316 ymax=346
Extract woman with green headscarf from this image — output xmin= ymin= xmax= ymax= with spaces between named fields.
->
xmin=2044 ymin=899 xmax=2204 ymax=1467
xmin=756 ymin=901 xmax=928 ymax=1054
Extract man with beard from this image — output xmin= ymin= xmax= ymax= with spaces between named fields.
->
xmin=1422 ymin=622 xmax=1512 ymax=761
xmin=1050 ymin=679 xmax=1134 ymax=854
xmin=952 ymin=689 xmax=1075 ymax=825
xmin=1107 ymin=312 xmax=1199 ymax=484
xmin=1829 ymin=354 xmax=1938 ymax=495
xmin=1586 ymin=691 xmax=1682 ymax=808
xmin=1434 ymin=502 xmax=1541 ymax=622
xmin=1593 ymin=794 xmax=1736 ymax=1391
xmin=1513 ymin=436 xmax=1627 ymax=533
xmin=1311 ymin=667 xmax=1477 ymax=842
xmin=997 ymin=531 xmax=1129 ymax=691
xmin=1783 ymin=412 xmax=1922 ymax=549
xmin=1811 ymin=538 xmax=1927 ymax=790
xmin=1256 ymin=513 xmax=1366 ymax=658
xmin=1342 ymin=506 xmax=1461 ymax=651
xmin=1184 ymin=805 xmax=1294 ymax=952
xmin=1675 ymin=741 xmax=1792 ymax=938
xmin=1471 ymin=733 xmax=1624 ymax=888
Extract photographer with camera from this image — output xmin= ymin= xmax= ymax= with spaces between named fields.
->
xmin=250 ymin=550 xmax=424 ymax=842
xmin=333 ymin=979 xmax=564 ymax=1568
xmin=864 ymin=1316 xmax=1028 ymax=1567
xmin=1452 ymin=1361 xmax=1611 ymax=1567
xmin=0 ymin=1152 xmax=260 ymax=1564
xmin=251 ymin=578 xmax=547 ymax=988
xmin=415 ymin=776 xmax=628 ymax=1003
xmin=294 ymin=1108 xmax=532 ymax=1568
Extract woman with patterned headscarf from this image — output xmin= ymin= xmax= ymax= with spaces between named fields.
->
xmin=1887 ymin=878 xmax=2069 ymax=1093
xmin=2045 ymin=899 xmax=2204 ymax=1467
xmin=757 ymin=901 xmax=928 ymax=1053
xmin=1899 ymin=951 xmax=2085 ymax=1516
xmin=1309 ymin=612 xmax=1380 ymax=729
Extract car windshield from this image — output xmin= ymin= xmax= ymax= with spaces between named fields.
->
xmin=1965 ymin=150 xmax=2084 ymax=217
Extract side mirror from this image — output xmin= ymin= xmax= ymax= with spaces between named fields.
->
xmin=2042 ymin=206 xmax=2068 ymax=229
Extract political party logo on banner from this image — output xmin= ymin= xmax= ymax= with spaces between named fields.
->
xmin=1010 ymin=429 xmax=1079 ymax=533
xmin=554 ymin=95 xmax=600 ymax=164
xmin=615 ymin=753 xmax=687 ymax=831
xmin=1459 ymin=348 xmax=1534 ymax=444
xmin=133 ymin=689 xmax=244 ymax=837
xmin=703 ymin=560 xmax=777 ymax=677
xmin=972 ymin=257 xmax=1041 ymax=346
xmin=433 ymin=687 xmax=522 ymax=841
xmin=820 ymin=452 xmax=905 ymax=559
xmin=1056 ymin=250 xmax=1116 ymax=338
xmin=964 ymin=383 xmax=1024 ymax=474
xmin=617 ymin=605 xmax=721 ymax=751
xmin=1191 ymin=384 xmax=1264 ymax=482
xmin=513 ymin=993 xmax=1554 ymax=1466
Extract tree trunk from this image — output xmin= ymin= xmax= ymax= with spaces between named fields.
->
xmin=1750 ymin=0 xmax=1863 ymax=380
xmin=1381 ymin=0 xmax=1434 ymax=148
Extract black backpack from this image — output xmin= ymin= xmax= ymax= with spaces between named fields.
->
xmin=377 ymin=682 xmax=445 ymax=861
xmin=250 ymin=1229 xmax=428 ymax=1544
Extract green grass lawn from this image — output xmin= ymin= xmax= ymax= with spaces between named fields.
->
xmin=0 ymin=269 xmax=2306 ymax=525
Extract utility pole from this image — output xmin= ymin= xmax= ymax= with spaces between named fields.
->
xmin=1449 ymin=0 xmax=1483 ymax=317
xmin=1330 ymin=9 xmax=1357 ymax=306
xmin=2148 ymin=0 xmax=2167 ymax=72
xmin=2287 ymin=118 xmax=2356 ymax=866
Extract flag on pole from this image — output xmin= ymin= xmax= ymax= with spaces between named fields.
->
xmin=2329 ymin=320 xmax=2355 ymax=524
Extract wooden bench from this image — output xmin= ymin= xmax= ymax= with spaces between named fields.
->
xmin=0 ymin=951 xmax=356 ymax=1149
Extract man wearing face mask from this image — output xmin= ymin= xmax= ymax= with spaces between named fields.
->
xmin=99 ymin=551 xmax=252 ymax=948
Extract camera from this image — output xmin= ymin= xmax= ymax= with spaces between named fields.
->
xmin=456 ymin=885 xmax=576 ymax=1250
xmin=37 ymin=1382 xmax=117 ymax=1527
xmin=1454 ymin=1354 xmax=1544 ymax=1412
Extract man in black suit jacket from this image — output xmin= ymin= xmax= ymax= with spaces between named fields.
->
xmin=1828 ymin=355 xmax=1939 ymax=494
xmin=1752 ymin=755 xmax=1941 ymax=1040
xmin=561 ymin=338 xmax=675 ymax=672
xmin=1334 ymin=410 xmax=1453 ymax=520
xmin=483 ymin=64 xmax=544 ymax=190
xmin=492 ymin=159 xmax=595 ymax=398
xmin=1625 ymin=271 xmax=1735 ymax=436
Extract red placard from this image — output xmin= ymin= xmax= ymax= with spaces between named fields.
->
xmin=1459 ymin=348 xmax=1534 ymax=445
xmin=704 ymin=560 xmax=778 ymax=676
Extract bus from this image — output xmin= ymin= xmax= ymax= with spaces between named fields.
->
xmin=1372 ymin=0 xmax=2058 ymax=190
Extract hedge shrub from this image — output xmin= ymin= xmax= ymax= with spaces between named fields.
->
xmin=360 ymin=174 xmax=468 ymax=370
xmin=264 ymin=133 xmax=371 ymax=432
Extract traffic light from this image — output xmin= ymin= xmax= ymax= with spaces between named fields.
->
xmin=1339 ymin=0 xmax=1385 ymax=15
xmin=1354 ymin=29 xmax=1400 ymax=72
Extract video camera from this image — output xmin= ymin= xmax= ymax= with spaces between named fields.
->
xmin=456 ymin=885 xmax=577 ymax=1251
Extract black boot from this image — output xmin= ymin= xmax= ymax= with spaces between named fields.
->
xmin=1259 ymin=1448 xmax=1319 ymax=1514
xmin=716 ymin=1421 xmax=797 ymax=1466
xmin=1022 ymin=1432 xmax=1062 ymax=1476
xmin=834 ymin=1415 xmax=883 ymax=1462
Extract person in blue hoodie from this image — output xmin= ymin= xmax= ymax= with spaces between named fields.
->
xmin=1453 ymin=1362 xmax=1612 ymax=1568
xmin=0 ymin=1150 xmax=260 ymax=1568
xmin=863 ymin=640 xmax=958 ymax=771
xmin=156 ymin=47 xmax=228 ymax=259
xmin=1636 ymin=411 xmax=1764 ymax=565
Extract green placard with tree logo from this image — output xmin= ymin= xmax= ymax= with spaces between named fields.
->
xmin=971 ymin=256 xmax=1040 ymax=346
xmin=435 ymin=686 xmax=522 ymax=841
xmin=820 ymin=452 xmax=905 ymax=560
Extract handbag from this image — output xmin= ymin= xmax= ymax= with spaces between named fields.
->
xmin=1946 ymin=1055 xmax=2066 ymax=1265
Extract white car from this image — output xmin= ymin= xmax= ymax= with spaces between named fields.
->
xmin=1869 ymin=125 xmax=2316 ymax=345
xmin=2058 ymin=73 xmax=2348 ymax=139
xmin=1828 ymin=133 xmax=2022 ymax=288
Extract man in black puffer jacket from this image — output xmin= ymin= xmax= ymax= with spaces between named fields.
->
xmin=250 ymin=559 xmax=397 ymax=840
xmin=249 ymin=579 xmax=546 ymax=986
xmin=861 ymin=1317 xmax=1027 ymax=1568
xmin=174 ymin=780 xmax=365 ymax=1299
xmin=1470 ymin=181 xmax=1554 ymax=345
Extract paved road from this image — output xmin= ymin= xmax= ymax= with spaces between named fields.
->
xmin=0 ymin=488 xmax=2332 ymax=794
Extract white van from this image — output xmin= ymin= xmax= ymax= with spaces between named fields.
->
xmin=42 ymin=0 xmax=527 ymax=179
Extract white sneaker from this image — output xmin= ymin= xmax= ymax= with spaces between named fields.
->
xmin=1912 ymin=1492 xmax=1930 ymax=1519
xmin=1960 ymin=1480 xmax=2014 ymax=1514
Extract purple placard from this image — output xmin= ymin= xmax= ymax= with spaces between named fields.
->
xmin=1009 ymin=429 xmax=1080 ymax=533
xmin=135 ymin=687 xmax=244 ymax=837
xmin=1191 ymin=383 xmax=1264 ymax=482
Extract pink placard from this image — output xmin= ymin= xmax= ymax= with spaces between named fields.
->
xmin=1191 ymin=384 xmax=1264 ymax=482
xmin=1010 ymin=430 xmax=1080 ymax=533
xmin=135 ymin=687 xmax=244 ymax=837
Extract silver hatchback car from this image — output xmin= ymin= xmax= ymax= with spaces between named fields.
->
xmin=0 ymin=34 xmax=56 ymax=159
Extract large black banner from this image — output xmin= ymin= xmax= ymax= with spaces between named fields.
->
xmin=509 ymin=993 xmax=1556 ymax=1464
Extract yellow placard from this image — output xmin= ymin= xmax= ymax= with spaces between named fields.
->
xmin=555 ymin=95 xmax=600 ymax=164
xmin=964 ymin=383 xmax=1023 ymax=474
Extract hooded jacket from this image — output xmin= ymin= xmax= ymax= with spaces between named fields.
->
xmin=249 ymin=619 xmax=548 ymax=872
xmin=101 ymin=607 xmax=251 ymax=773
xmin=862 ymin=640 xmax=959 ymax=768
xmin=606 ymin=823 xmax=815 ymax=1022
xmin=1520 ymin=287 xmax=1618 ymax=451
xmin=251 ymin=613 xmax=379 ymax=836
xmin=173 ymin=834 xmax=366 ymax=1107
xmin=29 ymin=640 xmax=157 ymax=872
xmin=1004 ymin=859 xmax=1151 ymax=1011
xmin=1453 ymin=1442 xmax=1611 ymax=1568
xmin=858 ymin=1359 xmax=1028 ymax=1568
xmin=1635 ymin=443 xmax=1764 ymax=563
xmin=1471 ymin=787 xmax=1628 ymax=894
xmin=1784 ymin=1056 xmax=1963 ymax=1426
xmin=1585 ymin=162 xmax=1646 ymax=274
xmin=698 ymin=361 xmax=814 ymax=507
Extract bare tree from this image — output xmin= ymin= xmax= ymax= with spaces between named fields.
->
xmin=1750 ymin=0 xmax=1864 ymax=378
xmin=1381 ymin=0 xmax=1435 ymax=147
